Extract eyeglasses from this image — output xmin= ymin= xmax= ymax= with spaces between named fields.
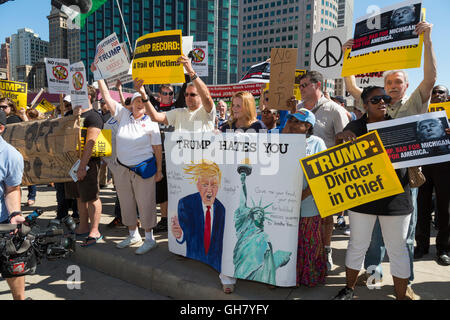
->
xmin=161 ymin=91 xmax=174 ymax=96
xmin=369 ymin=95 xmax=392 ymax=104
xmin=0 ymin=105 xmax=9 ymax=110
xmin=262 ymin=110 xmax=277 ymax=115
xmin=299 ymin=82 xmax=312 ymax=89
xmin=432 ymin=90 xmax=446 ymax=95
xmin=184 ymin=93 xmax=198 ymax=97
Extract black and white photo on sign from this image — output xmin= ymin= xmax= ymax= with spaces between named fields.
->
xmin=367 ymin=111 xmax=450 ymax=169
xmin=351 ymin=0 xmax=422 ymax=57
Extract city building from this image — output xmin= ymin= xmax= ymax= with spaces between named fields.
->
xmin=0 ymin=37 xmax=11 ymax=80
xmin=9 ymin=28 xmax=49 ymax=81
xmin=77 ymin=0 xmax=238 ymax=85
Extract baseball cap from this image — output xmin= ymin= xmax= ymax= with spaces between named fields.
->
xmin=0 ymin=109 xmax=7 ymax=126
xmin=131 ymin=92 xmax=143 ymax=104
xmin=63 ymin=95 xmax=71 ymax=103
xmin=331 ymin=96 xmax=346 ymax=105
xmin=287 ymin=108 xmax=316 ymax=127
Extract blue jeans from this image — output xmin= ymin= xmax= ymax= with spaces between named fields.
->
xmin=27 ymin=185 xmax=37 ymax=201
xmin=364 ymin=188 xmax=417 ymax=282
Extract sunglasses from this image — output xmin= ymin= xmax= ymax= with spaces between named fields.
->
xmin=161 ymin=91 xmax=174 ymax=96
xmin=184 ymin=93 xmax=198 ymax=97
xmin=262 ymin=110 xmax=277 ymax=115
xmin=0 ymin=105 xmax=9 ymax=109
xmin=433 ymin=90 xmax=446 ymax=95
xmin=369 ymin=95 xmax=392 ymax=104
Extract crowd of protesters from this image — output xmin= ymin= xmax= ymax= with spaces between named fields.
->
xmin=1 ymin=18 xmax=450 ymax=301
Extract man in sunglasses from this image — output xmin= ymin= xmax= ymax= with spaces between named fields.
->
xmin=416 ymin=85 xmax=450 ymax=267
xmin=143 ymin=55 xmax=215 ymax=133
xmin=342 ymin=21 xmax=437 ymax=298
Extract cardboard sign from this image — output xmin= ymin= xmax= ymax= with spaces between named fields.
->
xmin=44 ymin=57 xmax=70 ymax=94
xmin=132 ymin=30 xmax=185 ymax=85
xmin=311 ymin=27 xmax=348 ymax=79
xmin=166 ymin=132 xmax=305 ymax=287
xmin=300 ymin=131 xmax=404 ymax=218
xmin=429 ymin=102 xmax=450 ymax=119
xmin=268 ymin=48 xmax=298 ymax=110
xmin=94 ymin=33 xmax=130 ymax=80
xmin=35 ymin=98 xmax=56 ymax=114
xmin=78 ymin=127 xmax=112 ymax=158
xmin=0 ymin=80 xmax=27 ymax=110
xmin=367 ymin=111 xmax=450 ymax=169
xmin=351 ymin=0 xmax=422 ymax=57
xmin=191 ymin=41 xmax=209 ymax=77
xmin=2 ymin=115 xmax=80 ymax=185
xmin=69 ymin=61 xmax=89 ymax=109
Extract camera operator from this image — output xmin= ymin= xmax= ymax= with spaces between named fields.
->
xmin=0 ymin=109 xmax=26 ymax=300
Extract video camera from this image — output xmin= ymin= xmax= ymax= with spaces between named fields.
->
xmin=0 ymin=210 xmax=76 ymax=277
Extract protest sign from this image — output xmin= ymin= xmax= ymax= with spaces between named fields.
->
xmin=44 ymin=57 xmax=70 ymax=94
xmin=191 ymin=41 xmax=208 ymax=77
xmin=342 ymin=5 xmax=425 ymax=77
xmin=301 ymin=131 xmax=404 ymax=218
xmin=2 ymin=115 xmax=80 ymax=185
xmin=351 ymin=0 xmax=422 ymax=57
xmin=78 ymin=127 xmax=112 ymax=158
xmin=105 ymin=43 xmax=133 ymax=88
xmin=239 ymin=61 xmax=270 ymax=84
xmin=132 ymin=30 xmax=185 ymax=85
xmin=69 ymin=61 xmax=89 ymax=109
xmin=94 ymin=33 xmax=130 ymax=81
xmin=268 ymin=48 xmax=298 ymax=110
xmin=429 ymin=102 xmax=450 ymax=119
xmin=355 ymin=71 xmax=385 ymax=88
xmin=293 ymin=69 xmax=306 ymax=101
xmin=35 ymin=98 xmax=56 ymax=114
xmin=367 ymin=111 xmax=450 ymax=169
xmin=311 ymin=27 xmax=348 ymax=79
xmin=166 ymin=132 xmax=305 ymax=287
xmin=0 ymin=79 xmax=27 ymax=110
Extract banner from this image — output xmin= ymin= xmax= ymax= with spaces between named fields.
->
xmin=44 ymin=57 xmax=70 ymax=94
xmin=367 ymin=111 xmax=450 ymax=169
xmin=268 ymin=48 xmax=298 ymax=110
xmin=191 ymin=41 xmax=209 ymax=77
xmin=429 ymin=102 xmax=450 ymax=119
xmin=78 ymin=127 xmax=112 ymax=158
xmin=35 ymin=98 xmax=56 ymax=114
xmin=311 ymin=27 xmax=348 ymax=79
xmin=207 ymin=83 xmax=263 ymax=105
xmin=2 ymin=115 xmax=80 ymax=185
xmin=166 ymin=132 xmax=305 ymax=287
xmin=69 ymin=61 xmax=89 ymax=109
xmin=351 ymin=0 xmax=422 ymax=57
xmin=300 ymin=131 xmax=404 ymax=218
xmin=94 ymin=33 xmax=130 ymax=81
xmin=132 ymin=30 xmax=185 ymax=85
xmin=341 ymin=6 xmax=425 ymax=77
xmin=0 ymin=80 xmax=27 ymax=110
xmin=239 ymin=61 xmax=270 ymax=84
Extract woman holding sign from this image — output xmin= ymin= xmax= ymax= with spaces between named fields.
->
xmin=333 ymin=86 xmax=414 ymax=300
xmin=93 ymin=63 xmax=164 ymax=255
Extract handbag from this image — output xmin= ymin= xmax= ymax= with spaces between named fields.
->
xmin=407 ymin=166 xmax=426 ymax=188
xmin=117 ymin=157 xmax=157 ymax=179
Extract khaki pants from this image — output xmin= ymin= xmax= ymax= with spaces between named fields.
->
xmin=114 ymin=164 xmax=157 ymax=230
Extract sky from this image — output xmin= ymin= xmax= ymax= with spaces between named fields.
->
xmin=0 ymin=0 xmax=449 ymax=94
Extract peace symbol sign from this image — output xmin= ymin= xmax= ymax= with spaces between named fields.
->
xmin=314 ymin=36 xmax=343 ymax=68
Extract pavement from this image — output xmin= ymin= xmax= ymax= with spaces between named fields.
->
xmin=18 ymin=185 xmax=450 ymax=300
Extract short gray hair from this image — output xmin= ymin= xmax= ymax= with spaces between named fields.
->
xmin=383 ymin=70 xmax=409 ymax=85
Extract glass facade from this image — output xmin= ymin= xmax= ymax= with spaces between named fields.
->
xmin=79 ymin=0 xmax=239 ymax=84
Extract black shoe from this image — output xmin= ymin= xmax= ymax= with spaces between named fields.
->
xmin=333 ymin=287 xmax=354 ymax=300
xmin=154 ymin=218 xmax=168 ymax=233
xmin=107 ymin=217 xmax=123 ymax=228
xmin=413 ymin=247 xmax=429 ymax=259
xmin=436 ymin=252 xmax=450 ymax=266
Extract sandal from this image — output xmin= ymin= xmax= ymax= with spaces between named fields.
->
xmin=81 ymin=235 xmax=103 ymax=247
xmin=222 ymin=284 xmax=234 ymax=294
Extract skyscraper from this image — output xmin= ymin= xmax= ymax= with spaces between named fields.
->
xmin=0 ymin=37 xmax=10 ymax=80
xmin=77 ymin=0 xmax=238 ymax=85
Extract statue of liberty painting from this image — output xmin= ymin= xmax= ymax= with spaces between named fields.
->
xmin=233 ymin=163 xmax=292 ymax=285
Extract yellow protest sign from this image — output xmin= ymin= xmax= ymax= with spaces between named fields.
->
xmin=265 ymin=69 xmax=305 ymax=101
xmin=0 ymin=79 xmax=28 ymax=110
xmin=429 ymin=102 xmax=450 ymax=119
xmin=300 ymin=131 xmax=404 ymax=218
xmin=132 ymin=30 xmax=185 ymax=85
xmin=78 ymin=128 xmax=112 ymax=157
xmin=35 ymin=98 xmax=56 ymax=114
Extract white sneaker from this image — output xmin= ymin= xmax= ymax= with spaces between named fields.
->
xmin=344 ymin=227 xmax=351 ymax=236
xmin=116 ymin=235 xmax=142 ymax=249
xmin=135 ymin=240 xmax=158 ymax=255
xmin=325 ymin=247 xmax=334 ymax=271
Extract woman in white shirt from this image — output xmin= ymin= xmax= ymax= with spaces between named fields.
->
xmin=93 ymin=64 xmax=163 ymax=255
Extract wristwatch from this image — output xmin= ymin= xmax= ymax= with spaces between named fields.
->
xmin=141 ymin=98 xmax=149 ymax=103
xmin=190 ymin=73 xmax=198 ymax=82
